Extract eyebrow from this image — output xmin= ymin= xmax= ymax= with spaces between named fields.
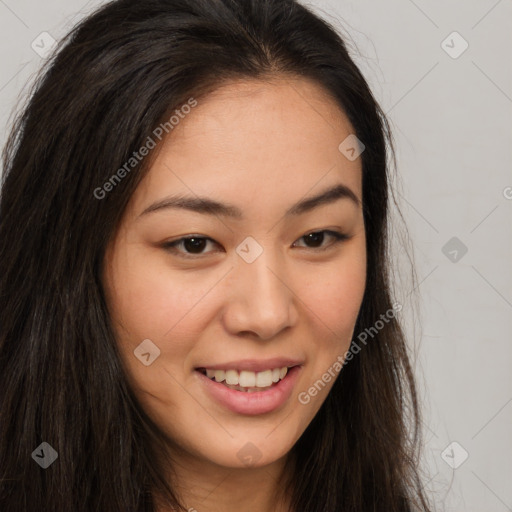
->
xmin=138 ymin=183 xmax=361 ymax=220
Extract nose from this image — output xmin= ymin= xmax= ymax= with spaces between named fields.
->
xmin=222 ymin=249 xmax=298 ymax=341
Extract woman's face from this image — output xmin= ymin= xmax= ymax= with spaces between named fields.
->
xmin=103 ymin=77 xmax=366 ymax=470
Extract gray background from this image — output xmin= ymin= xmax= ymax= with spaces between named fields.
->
xmin=1 ymin=1 xmax=511 ymax=510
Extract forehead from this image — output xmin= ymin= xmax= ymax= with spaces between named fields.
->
xmin=128 ymin=76 xmax=362 ymax=218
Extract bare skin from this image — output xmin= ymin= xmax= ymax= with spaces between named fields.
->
xmin=103 ymin=75 xmax=366 ymax=512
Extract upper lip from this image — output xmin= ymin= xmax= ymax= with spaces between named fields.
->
xmin=195 ymin=357 xmax=304 ymax=373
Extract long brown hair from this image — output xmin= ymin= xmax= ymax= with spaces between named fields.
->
xmin=0 ymin=0 xmax=432 ymax=510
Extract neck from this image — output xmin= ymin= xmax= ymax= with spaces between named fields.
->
xmin=154 ymin=447 xmax=295 ymax=512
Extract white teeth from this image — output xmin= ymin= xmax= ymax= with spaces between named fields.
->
xmin=225 ymin=369 xmax=239 ymax=385
xmin=214 ymin=370 xmax=225 ymax=383
xmin=239 ymin=370 xmax=256 ymax=387
xmin=203 ymin=366 xmax=290 ymax=388
xmin=256 ymin=369 xmax=273 ymax=387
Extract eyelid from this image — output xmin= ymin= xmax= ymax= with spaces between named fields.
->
xmin=163 ymin=229 xmax=349 ymax=259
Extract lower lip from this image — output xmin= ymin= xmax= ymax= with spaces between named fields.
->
xmin=196 ymin=366 xmax=302 ymax=416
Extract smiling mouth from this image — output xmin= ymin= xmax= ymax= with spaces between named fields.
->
xmin=196 ymin=366 xmax=292 ymax=393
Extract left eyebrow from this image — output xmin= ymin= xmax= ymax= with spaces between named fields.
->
xmin=285 ymin=183 xmax=361 ymax=216
xmin=138 ymin=183 xmax=361 ymax=219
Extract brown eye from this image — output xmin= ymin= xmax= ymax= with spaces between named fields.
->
xmin=163 ymin=236 xmax=220 ymax=258
xmin=302 ymin=231 xmax=325 ymax=247
xmin=181 ymin=237 xmax=208 ymax=254
xmin=293 ymin=230 xmax=348 ymax=251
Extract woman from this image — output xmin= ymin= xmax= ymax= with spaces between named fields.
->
xmin=0 ymin=0 xmax=432 ymax=511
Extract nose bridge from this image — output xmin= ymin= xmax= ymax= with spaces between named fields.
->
xmin=224 ymin=240 xmax=296 ymax=339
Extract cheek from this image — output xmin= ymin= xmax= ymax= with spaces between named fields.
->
xmin=104 ymin=250 xmax=214 ymax=409
xmin=300 ymin=250 xmax=366 ymax=343
xmin=106 ymin=247 xmax=214 ymax=345
xmin=291 ymin=249 xmax=366 ymax=414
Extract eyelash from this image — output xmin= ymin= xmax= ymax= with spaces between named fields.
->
xmin=162 ymin=230 xmax=349 ymax=259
